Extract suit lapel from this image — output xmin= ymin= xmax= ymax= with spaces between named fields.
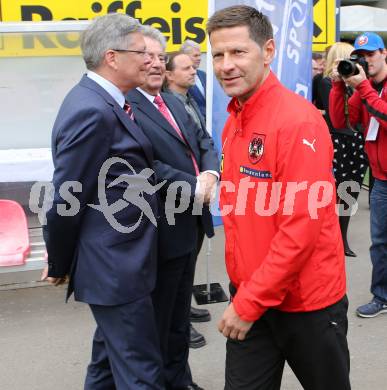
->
xmin=198 ymin=70 xmax=206 ymax=90
xmin=113 ymin=106 xmax=154 ymax=166
xmin=79 ymin=76 xmax=154 ymax=167
xmin=128 ymin=89 xmax=186 ymax=146
xmin=162 ymin=93 xmax=191 ymax=141
xmin=162 ymin=93 xmax=200 ymax=161
xmin=188 ymin=93 xmax=206 ymax=132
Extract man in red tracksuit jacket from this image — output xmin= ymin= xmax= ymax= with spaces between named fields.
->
xmin=207 ymin=5 xmax=351 ymax=390
xmin=329 ymin=32 xmax=387 ymax=318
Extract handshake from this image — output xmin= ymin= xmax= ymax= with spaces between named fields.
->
xmin=196 ymin=171 xmax=218 ymax=205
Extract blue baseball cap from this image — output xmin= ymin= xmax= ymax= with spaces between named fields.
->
xmin=353 ymin=32 xmax=385 ymax=53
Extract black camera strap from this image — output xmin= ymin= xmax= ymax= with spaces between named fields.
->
xmin=344 ymin=92 xmax=356 ymax=132
xmin=344 ymin=90 xmax=364 ymax=134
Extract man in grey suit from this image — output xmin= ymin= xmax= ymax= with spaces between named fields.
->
xmin=164 ymin=52 xmax=206 ymax=138
xmin=42 ymin=14 xmax=164 ymax=389
xmin=180 ymin=40 xmax=206 ymax=120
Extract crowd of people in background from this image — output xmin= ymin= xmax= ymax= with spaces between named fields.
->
xmin=312 ymin=43 xmax=368 ymax=257
xmin=312 ymin=32 xmax=387 ymax=319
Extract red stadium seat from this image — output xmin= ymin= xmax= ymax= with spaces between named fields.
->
xmin=0 ymin=200 xmax=30 ymax=266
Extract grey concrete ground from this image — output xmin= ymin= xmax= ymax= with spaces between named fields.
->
xmin=1 ymin=191 xmax=386 ymax=390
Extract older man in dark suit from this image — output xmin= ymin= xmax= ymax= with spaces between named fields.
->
xmin=41 ymin=14 xmax=164 ymax=389
xmin=127 ymin=26 xmax=219 ymax=390
xmin=164 ymin=51 xmax=213 ymax=339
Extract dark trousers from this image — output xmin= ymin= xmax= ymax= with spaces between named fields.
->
xmin=370 ymin=179 xmax=387 ymax=302
xmin=84 ymin=297 xmax=164 ymax=390
xmin=225 ymin=296 xmax=351 ymax=390
xmin=152 ymin=250 xmax=197 ymax=389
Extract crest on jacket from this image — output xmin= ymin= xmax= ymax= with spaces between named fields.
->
xmin=248 ymin=134 xmax=265 ymax=164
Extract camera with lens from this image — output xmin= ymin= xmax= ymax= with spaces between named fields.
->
xmin=337 ymin=54 xmax=368 ymax=78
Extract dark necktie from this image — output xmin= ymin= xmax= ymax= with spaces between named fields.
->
xmin=123 ymin=101 xmax=135 ymax=120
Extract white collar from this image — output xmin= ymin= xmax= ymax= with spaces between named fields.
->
xmin=87 ymin=70 xmax=125 ymax=108
xmin=136 ymin=87 xmax=160 ymax=104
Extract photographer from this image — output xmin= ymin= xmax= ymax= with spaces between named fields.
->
xmin=317 ymin=42 xmax=368 ymax=258
xmin=329 ymin=32 xmax=387 ymax=318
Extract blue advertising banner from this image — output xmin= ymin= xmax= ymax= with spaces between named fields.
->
xmin=207 ymin=0 xmax=314 ymax=224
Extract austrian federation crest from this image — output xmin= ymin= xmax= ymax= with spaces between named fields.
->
xmin=248 ymin=133 xmax=265 ymax=164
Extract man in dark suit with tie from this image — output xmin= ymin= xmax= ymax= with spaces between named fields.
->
xmin=164 ymin=51 xmax=214 ymax=342
xmin=126 ymin=26 xmax=219 ymax=390
xmin=41 ymin=14 xmax=164 ymax=389
xmin=180 ymin=40 xmax=206 ymax=120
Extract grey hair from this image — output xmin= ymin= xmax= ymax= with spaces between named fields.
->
xmin=81 ymin=13 xmax=142 ymax=70
xmin=141 ymin=25 xmax=167 ymax=51
xmin=180 ymin=39 xmax=200 ymax=53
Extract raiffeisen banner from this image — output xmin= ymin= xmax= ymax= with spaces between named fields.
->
xmin=0 ymin=0 xmax=207 ymax=56
xmin=0 ymin=0 xmax=333 ymax=57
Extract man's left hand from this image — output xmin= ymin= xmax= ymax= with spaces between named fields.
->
xmin=344 ymin=64 xmax=367 ymax=88
xmin=218 ymin=302 xmax=254 ymax=340
xmin=41 ymin=265 xmax=68 ymax=286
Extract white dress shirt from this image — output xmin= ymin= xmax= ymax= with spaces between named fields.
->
xmin=136 ymin=88 xmax=218 ymax=197
xmin=87 ymin=71 xmax=126 ymax=108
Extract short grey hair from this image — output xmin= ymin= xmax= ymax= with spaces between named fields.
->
xmin=81 ymin=13 xmax=142 ymax=70
xmin=180 ymin=39 xmax=201 ymax=54
xmin=141 ymin=25 xmax=167 ymax=51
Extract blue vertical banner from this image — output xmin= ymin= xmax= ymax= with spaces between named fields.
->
xmin=336 ymin=0 xmax=341 ymax=42
xmin=207 ymin=0 xmax=313 ymax=224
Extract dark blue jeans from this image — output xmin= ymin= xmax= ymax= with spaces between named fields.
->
xmin=370 ymin=179 xmax=387 ymax=303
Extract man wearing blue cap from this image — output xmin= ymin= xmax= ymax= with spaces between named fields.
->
xmin=330 ymin=32 xmax=387 ymax=318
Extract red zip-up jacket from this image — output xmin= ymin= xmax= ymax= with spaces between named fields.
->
xmin=329 ymin=78 xmax=387 ymax=180
xmin=220 ymin=72 xmax=346 ymax=322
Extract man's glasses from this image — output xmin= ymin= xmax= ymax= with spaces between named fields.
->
xmin=148 ymin=53 xmax=169 ymax=64
xmin=111 ymin=49 xmax=168 ymax=64
xmin=112 ymin=49 xmax=149 ymax=57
